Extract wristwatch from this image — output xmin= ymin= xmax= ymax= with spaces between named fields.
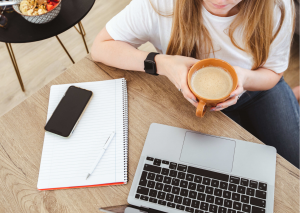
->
xmin=144 ymin=52 xmax=160 ymax=75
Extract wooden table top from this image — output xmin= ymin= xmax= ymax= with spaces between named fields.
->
xmin=0 ymin=55 xmax=298 ymax=213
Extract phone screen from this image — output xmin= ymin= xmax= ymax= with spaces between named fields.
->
xmin=44 ymin=86 xmax=93 ymax=137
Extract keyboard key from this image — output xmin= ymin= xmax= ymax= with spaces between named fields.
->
xmin=177 ymin=164 xmax=187 ymax=172
xmin=194 ymin=175 xmax=202 ymax=183
xmin=176 ymin=204 xmax=185 ymax=210
xmin=188 ymin=166 xmax=229 ymax=182
xmin=191 ymin=200 xmax=200 ymax=208
xmin=215 ymin=197 xmax=223 ymax=206
xmin=218 ymin=207 xmax=227 ymax=213
xmin=241 ymin=195 xmax=249 ymax=203
xmin=180 ymin=180 xmax=188 ymax=188
xmin=172 ymin=186 xmax=180 ymax=195
xmin=157 ymin=191 xmax=166 ymax=200
xmin=224 ymin=199 xmax=232 ymax=208
xmin=163 ymin=184 xmax=172 ymax=192
xmin=233 ymin=201 xmax=242 ymax=210
xmin=258 ymin=182 xmax=267 ymax=191
xmin=155 ymin=182 xmax=163 ymax=190
xmin=220 ymin=181 xmax=228 ymax=190
xmin=250 ymin=180 xmax=258 ymax=189
xmin=153 ymin=158 xmax=161 ymax=166
xmin=200 ymin=202 xmax=209 ymax=211
xmin=228 ymin=210 xmax=236 ymax=213
xmin=203 ymin=178 xmax=211 ymax=185
xmin=188 ymin=182 xmax=196 ymax=190
xmin=209 ymin=204 xmax=218 ymax=213
xmin=195 ymin=210 xmax=205 ymax=213
xmin=146 ymin=157 xmax=154 ymax=161
xmin=183 ymin=197 xmax=191 ymax=206
xmin=240 ymin=178 xmax=249 ymax=187
xmin=232 ymin=193 xmax=240 ymax=201
xmin=178 ymin=172 xmax=186 ymax=179
xmin=214 ymin=188 xmax=223 ymax=197
xmin=180 ymin=189 xmax=189 ymax=197
xmin=180 ymin=188 xmax=189 ymax=197
xmin=149 ymin=197 xmax=157 ymax=203
xmin=246 ymin=188 xmax=254 ymax=196
xmin=197 ymin=184 xmax=205 ymax=192
xmin=147 ymin=180 xmax=155 ymax=188
xmin=161 ymin=168 xmax=169 ymax=176
xmin=250 ymin=197 xmax=266 ymax=208
xmin=223 ymin=191 xmax=231 ymax=199
xmin=206 ymin=195 xmax=214 ymax=203
xmin=139 ymin=178 xmax=147 ymax=186
xmin=149 ymin=189 xmax=158 ymax=197
xmin=228 ymin=184 xmax=237 ymax=192
xmin=140 ymin=195 xmax=149 ymax=201
xmin=163 ymin=176 xmax=171 ymax=184
xmin=252 ymin=206 xmax=266 ymax=213
xmin=155 ymin=174 xmax=163 ymax=182
xmin=174 ymin=195 xmax=183 ymax=204
xmin=229 ymin=176 xmax=240 ymax=184
xmin=185 ymin=207 xmax=194 ymax=212
xmin=166 ymin=193 xmax=174 ymax=202
xmin=189 ymin=191 xmax=197 ymax=199
xmin=172 ymin=178 xmax=180 ymax=186
xmin=205 ymin=186 xmax=214 ymax=194
xmin=147 ymin=172 xmax=155 ymax=180
xmin=167 ymin=202 xmax=176 ymax=208
xmin=197 ymin=192 xmax=206 ymax=201
xmin=135 ymin=194 xmax=140 ymax=199
xmin=237 ymin=186 xmax=246 ymax=194
xmin=144 ymin=164 xmax=161 ymax=174
xmin=186 ymin=174 xmax=194 ymax=181
xmin=211 ymin=179 xmax=220 ymax=188
xmin=158 ymin=199 xmax=166 ymax=205
xmin=255 ymin=190 xmax=267 ymax=199
xmin=137 ymin=186 xmax=149 ymax=195
xmin=169 ymin=170 xmax=178 ymax=177
xmin=162 ymin=160 xmax=169 ymax=164
xmin=242 ymin=204 xmax=251 ymax=212
xmin=169 ymin=162 xmax=177 ymax=170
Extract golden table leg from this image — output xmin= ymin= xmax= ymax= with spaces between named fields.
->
xmin=56 ymin=35 xmax=75 ymax=64
xmin=5 ymin=43 xmax=25 ymax=92
xmin=74 ymin=21 xmax=89 ymax=54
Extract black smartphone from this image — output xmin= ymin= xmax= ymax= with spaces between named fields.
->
xmin=44 ymin=86 xmax=93 ymax=137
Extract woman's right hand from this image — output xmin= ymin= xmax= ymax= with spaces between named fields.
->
xmin=155 ymin=54 xmax=199 ymax=107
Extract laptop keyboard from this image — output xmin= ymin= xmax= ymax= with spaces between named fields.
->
xmin=135 ymin=157 xmax=267 ymax=213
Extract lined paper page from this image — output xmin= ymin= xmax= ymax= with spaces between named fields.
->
xmin=37 ymin=78 xmax=126 ymax=190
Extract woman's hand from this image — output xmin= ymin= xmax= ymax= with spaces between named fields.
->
xmin=155 ymin=54 xmax=199 ymax=107
xmin=210 ymin=66 xmax=249 ymax=111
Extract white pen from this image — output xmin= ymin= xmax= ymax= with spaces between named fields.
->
xmin=86 ymin=131 xmax=115 ymax=180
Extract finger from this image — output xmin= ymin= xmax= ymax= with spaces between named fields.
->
xmin=180 ymin=82 xmax=198 ymax=104
xmin=211 ymin=96 xmax=238 ymax=111
xmin=185 ymin=97 xmax=198 ymax=107
xmin=230 ymin=84 xmax=243 ymax=97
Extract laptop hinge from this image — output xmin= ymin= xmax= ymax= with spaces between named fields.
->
xmin=147 ymin=208 xmax=166 ymax=213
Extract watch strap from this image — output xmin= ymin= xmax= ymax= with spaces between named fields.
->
xmin=144 ymin=52 xmax=160 ymax=75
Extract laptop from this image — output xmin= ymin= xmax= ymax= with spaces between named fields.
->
xmin=101 ymin=123 xmax=276 ymax=213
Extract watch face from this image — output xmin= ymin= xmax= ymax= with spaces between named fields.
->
xmin=144 ymin=60 xmax=156 ymax=74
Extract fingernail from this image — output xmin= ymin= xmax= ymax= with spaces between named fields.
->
xmin=216 ymin=105 xmax=222 ymax=108
xmin=210 ymin=108 xmax=215 ymax=111
xmin=192 ymin=98 xmax=198 ymax=103
xmin=230 ymin=94 xmax=235 ymax=98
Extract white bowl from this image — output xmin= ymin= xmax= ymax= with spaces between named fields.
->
xmin=13 ymin=0 xmax=61 ymax=24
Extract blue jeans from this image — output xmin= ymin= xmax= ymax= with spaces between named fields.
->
xmin=222 ymin=77 xmax=300 ymax=168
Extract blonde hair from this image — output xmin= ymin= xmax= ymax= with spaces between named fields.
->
xmin=150 ymin=0 xmax=295 ymax=70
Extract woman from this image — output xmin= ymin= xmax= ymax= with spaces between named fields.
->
xmin=91 ymin=0 xmax=299 ymax=168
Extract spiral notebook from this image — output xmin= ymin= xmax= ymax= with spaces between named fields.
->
xmin=37 ymin=78 xmax=128 ymax=190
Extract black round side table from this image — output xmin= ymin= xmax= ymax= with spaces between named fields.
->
xmin=0 ymin=0 xmax=95 ymax=92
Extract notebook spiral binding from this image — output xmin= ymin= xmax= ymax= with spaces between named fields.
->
xmin=122 ymin=78 xmax=128 ymax=183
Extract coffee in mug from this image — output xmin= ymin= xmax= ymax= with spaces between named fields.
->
xmin=191 ymin=66 xmax=233 ymax=99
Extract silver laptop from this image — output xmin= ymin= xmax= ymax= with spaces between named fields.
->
xmin=102 ymin=123 xmax=276 ymax=213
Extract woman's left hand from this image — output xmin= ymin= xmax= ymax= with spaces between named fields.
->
xmin=210 ymin=66 xmax=249 ymax=111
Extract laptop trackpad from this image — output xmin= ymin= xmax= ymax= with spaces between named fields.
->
xmin=180 ymin=132 xmax=236 ymax=173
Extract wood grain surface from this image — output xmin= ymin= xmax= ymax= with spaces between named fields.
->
xmin=0 ymin=55 xmax=298 ymax=213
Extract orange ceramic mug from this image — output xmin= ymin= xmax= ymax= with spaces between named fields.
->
xmin=187 ymin=58 xmax=238 ymax=118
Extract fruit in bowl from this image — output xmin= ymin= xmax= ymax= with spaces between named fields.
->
xmin=20 ymin=0 xmax=60 ymax=16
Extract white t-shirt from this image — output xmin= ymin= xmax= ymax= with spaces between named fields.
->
xmin=106 ymin=0 xmax=293 ymax=73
